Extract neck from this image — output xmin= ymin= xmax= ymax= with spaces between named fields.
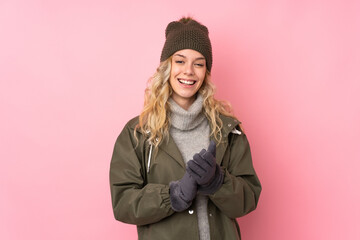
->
xmin=169 ymin=95 xmax=205 ymax=131
xmin=170 ymin=96 xmax=195 ymax=110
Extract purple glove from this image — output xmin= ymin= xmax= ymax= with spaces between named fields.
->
xmin=169 ymin=171 xmax=197 ymax=212
xmin=187 ymin=141 xmax=224 ymax=195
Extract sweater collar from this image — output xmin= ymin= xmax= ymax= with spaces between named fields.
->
xmin=169 ymin=95 xmax=206 ymax=131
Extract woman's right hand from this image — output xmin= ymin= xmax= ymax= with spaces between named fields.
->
xmin=169 ymin=170 xmax=197 ymax=212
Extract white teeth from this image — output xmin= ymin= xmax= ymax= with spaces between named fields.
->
xmin=178 ymin=79 xmax=196 ymax=85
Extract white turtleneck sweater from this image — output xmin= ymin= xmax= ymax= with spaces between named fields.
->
xmin=169 ymin=95 xmax=211 ymax=240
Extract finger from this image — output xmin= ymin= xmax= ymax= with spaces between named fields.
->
xmin=193 ymin=154 xmax=208 ymax=168
xmin=187 ymin=165 xmax=201 ymax=181
xmin=189 ymin=156 xmax=206 ymax=174
xmin=199 ymin=149 xmax=206 ymax=157
xmin=202 ymin=151 xmax=216 ymax=167
xmin=207 ymin=140 xmax=216 ymax=157
xmin=187 ymin=163 xmax=205 ymax=184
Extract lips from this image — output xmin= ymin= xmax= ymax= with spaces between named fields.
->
xmin=178 ymin=78 xmax=196 ymax=85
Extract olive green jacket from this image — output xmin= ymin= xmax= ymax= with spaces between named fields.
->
xmin=109 ymin=115 xmax=261 ymax=240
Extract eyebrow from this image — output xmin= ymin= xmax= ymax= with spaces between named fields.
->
xmin=174 ymin=54 xmax=205 ymax=60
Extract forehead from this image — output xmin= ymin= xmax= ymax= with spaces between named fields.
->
xmin=173 ymin=49 xmax=205 ymax=59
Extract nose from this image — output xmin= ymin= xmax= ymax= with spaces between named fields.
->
xmin=184 ymin=63 xmax=194 ymax=75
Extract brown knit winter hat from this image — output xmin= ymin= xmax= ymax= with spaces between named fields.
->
xmin=160 ymin=17 xmax=213 ymax=72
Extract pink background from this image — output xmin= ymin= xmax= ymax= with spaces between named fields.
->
xmin=1 ymin=0 xmax=359 ymax=239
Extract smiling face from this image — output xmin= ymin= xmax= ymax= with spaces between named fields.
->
xmin=169 ymin=49 xmax=207 ymax=110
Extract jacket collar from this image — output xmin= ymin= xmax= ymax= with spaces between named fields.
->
xmin=219 ymin=114 xmax=240 ymax=136
xmin=211 ymin=115 xmax=240 ymax=165
xmin=159 ymin=115 xmax=240 ymax=169
xmin=159 ymin=135 xmax=186 ymax=169
xmin=134 ymin=115 xmax=240 ymax=169
xmin=131 ymin=119 xmax=186 ymax=169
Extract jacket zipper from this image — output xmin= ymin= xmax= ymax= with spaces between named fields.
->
xmin=147 ymin=144 xmax=153 ymax=173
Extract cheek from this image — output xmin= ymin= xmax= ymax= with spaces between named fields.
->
xmin=169 ymin=73 xmax=178 ymax=90
xmin=170 ymin=64 xmax=181 ymax=76
xmin=198 ymin=72 xmax=206 ymax=89
xmin=197 ymin=70 xmax=206 ymax=82
xmin=169 ymin=70 xmax=176 ymax=84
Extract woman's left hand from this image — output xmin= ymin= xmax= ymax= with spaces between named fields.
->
xmin=187 ymin=141 xmax=217 ymax=186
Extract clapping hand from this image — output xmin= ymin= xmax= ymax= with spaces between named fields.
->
xmin=187 ymin=141 xmax=224 ymax=195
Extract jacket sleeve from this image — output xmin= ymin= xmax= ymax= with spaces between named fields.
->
xmin=209 ymin=132 xmax=262 ymax=219
xmin=109 ymin=123 xmax=174 ymax=226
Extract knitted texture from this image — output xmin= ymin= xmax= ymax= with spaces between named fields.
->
xmin=169 ymin=95 xmax=211 ymax=240
xmin=161 ymin=18 xmax=213 ymax=71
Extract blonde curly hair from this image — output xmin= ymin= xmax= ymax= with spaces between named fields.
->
xmin=135 ymin=56 xmax=236 ymax=149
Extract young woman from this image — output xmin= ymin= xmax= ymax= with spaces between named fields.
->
xmin=110 ymin=17 xmax=261 ymax=240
